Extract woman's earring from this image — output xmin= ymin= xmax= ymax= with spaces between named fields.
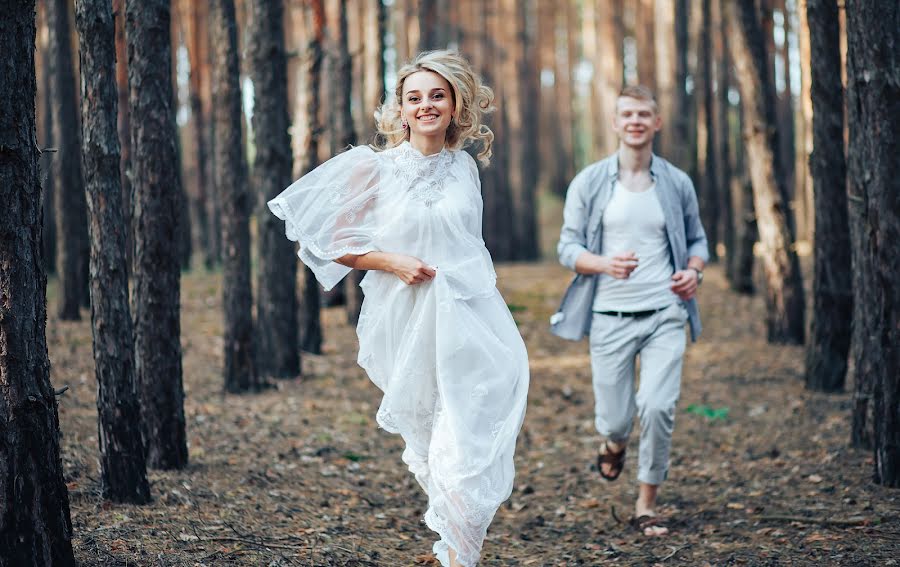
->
xmin=401 ymin=118 xmax=408 ymax=130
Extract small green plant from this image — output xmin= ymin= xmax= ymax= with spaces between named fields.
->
xmin=684 ymin=404 xmax=730 ymax=421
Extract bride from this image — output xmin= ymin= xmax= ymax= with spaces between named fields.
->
xmin=268 ymin=50 xmax=529 ymax=567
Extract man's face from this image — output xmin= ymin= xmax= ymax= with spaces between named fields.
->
xmin=613 ymin=96 xmax=662 ymax=149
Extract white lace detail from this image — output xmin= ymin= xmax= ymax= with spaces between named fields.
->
xmin=393 ymin=143 xmax=456 ymax=207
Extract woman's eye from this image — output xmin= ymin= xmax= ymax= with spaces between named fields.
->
xmin=433 ymin=93 xmax=444 ymax=99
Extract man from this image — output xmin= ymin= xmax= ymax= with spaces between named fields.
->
xmin=551 ymin=85 xmax=709 ymax=536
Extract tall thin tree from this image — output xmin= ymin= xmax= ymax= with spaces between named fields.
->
xmin=698 ymin=0 xmax=720 ymax=261
xmin=75 ymin=0 xmax=151 ymax=503
xmin=210 ymin=0 xmax=260 ymax=392
xmin=298 ymin=0 xmax=325 ymax=354
xmin=845 ymin=0 xmax=900 ymax=485
xmin=48 ymin=0 xmax=90 ymax=320
xmin=725 ymin=0 xmax=805 ymax=344
xmin=804 ymin=0 xmax=850 ymax=393
xmin=126 ymin=0 xmax=189 ymax=468
xmin=0 ymin=1 xmax=76 ymax=562
xmin=112 ymin=0 xmax=133 ymax=276
xmin=248 ymin=0 xmax=299 ymax=380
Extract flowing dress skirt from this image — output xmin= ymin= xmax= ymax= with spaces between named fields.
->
xmin=356 ymin=269 xmax=529 ymax=567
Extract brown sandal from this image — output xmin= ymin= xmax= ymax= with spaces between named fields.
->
xmin=597 ymin=440 xmax=626 ymax=481
xmin=629 ymin=514 xmax=670 ymax=536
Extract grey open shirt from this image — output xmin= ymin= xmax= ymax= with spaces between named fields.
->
xmin=551 ymin=153 xmax=710 ymax=342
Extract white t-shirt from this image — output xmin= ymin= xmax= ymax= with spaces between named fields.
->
xmin=592 ymin=181 xmax=678 ymax=312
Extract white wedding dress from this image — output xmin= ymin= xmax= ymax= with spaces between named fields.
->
xmin=268 ymin=141 xmax=529 ymax=566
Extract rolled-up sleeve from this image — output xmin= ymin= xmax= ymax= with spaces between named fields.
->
xmin=681 ymin=176 xmax=710 ymax=262
xmin=557 ymin=170 xmax=592 ymax=271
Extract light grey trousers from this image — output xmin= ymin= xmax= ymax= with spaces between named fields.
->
xmin=589 ymin=302 xmax=687 ymax=485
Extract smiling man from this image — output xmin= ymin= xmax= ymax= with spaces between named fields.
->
xmin=551 ymin=85 xmax=709 ymax=536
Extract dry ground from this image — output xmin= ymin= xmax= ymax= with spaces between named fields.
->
xmin=50 ymin=262 xmax=899 ymax=566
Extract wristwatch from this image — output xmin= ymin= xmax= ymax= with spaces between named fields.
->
xmin=691 ymin=267 xmax=704 ymax=285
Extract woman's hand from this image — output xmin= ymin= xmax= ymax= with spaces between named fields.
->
xmin=388 ymin=254 xmax=436 ymax=285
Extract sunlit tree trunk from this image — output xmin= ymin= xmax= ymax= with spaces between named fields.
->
xmin=725 ymin=0 xmax=805 ymax=344
xmin=795 ymin=0 xmax=814 ymax=242
xmin=654 ymin=0 xmax=677 ymax=159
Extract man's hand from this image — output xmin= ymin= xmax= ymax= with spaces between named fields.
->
xmin=670 ymin=269 xmax=698 ymax=300
xmin=389 ymin=254 xmax=436 ymax=285
xmin=575 ymin=250 xmax=639 ymax=278
xmin=603 ymin=251 xmax=639 ymax=279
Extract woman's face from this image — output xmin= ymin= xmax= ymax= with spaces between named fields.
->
xmin=401 ymin=70 xmax=455 ymax=141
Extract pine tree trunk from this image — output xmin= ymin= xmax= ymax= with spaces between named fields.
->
xmin=186 ymin=0 xmax=213 ymax=270
xmin=698 ymin=0 xmax=720 ymax=261
xmin=715 ymin=0 xmax=734 ymax=273
xmin=725 ymin=0 xmax=805 ymax=344
xmin=519 ymin=0 xmax=540 ymax=258
xmin=654 ymin=0 xmax=677 ymax=160
xmin=39 ymin=6 xmax=58 ymax=277
xmin=795 ymin=0 xmax=814 ymax=242
xmin=635 ymin=0 xmax=656 ymax=92
xmin=248 ymin=0 xmax=299 ymax=380
xmin=75 ymin=0 xmax=152 ymax=503
xmin=126 ymin=0 xmax=189 ymax=468
xmin=326 ymin=0 xmax=363 ymax=324
xmin=48 ymin=0 xmax=89 ymax=320
xmin=803 ymin=0 xmax=850 ymax=393
xmin=479 ymin=0 xmax=513 ymax=260
xmin=0 ymin=2 xmax=76 ymax=562
xmin=845 ymin=0 xmax=900 ymax=485
xmin=113 ymin=0 xmax=133 ymax=278
xmin=297 ymin=0 xmax=325 ymax=355
xmin=500 ymin=0 xmax=537 ymax=260
xmin=170 ymin=10 xmax=192 ymax=272
xmin=671 ymin=0 xmax=691 ymax=170
xmin=210 ymin=0 xmax=260 ymax=392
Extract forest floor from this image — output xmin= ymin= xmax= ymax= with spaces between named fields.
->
xmin=51 ymin=262 xmax=900 ymax=566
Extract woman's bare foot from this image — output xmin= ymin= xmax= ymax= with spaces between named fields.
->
xmin=448 ymin=547 xmax=461 ymax=567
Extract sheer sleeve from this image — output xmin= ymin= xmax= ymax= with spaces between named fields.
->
xmin=267 ymin=146 xmax=381 ymax=291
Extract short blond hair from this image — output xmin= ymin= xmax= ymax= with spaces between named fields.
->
xmin=374 ymin=50 xmax=496 ymax=166
xmin=617 ymin=85 xmax=658 ymax=113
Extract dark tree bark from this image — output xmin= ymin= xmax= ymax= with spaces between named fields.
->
xmin=418 ymin=0 xmax=444 ymax=50
xmin=75 ymin=0 xmax=152 ymax=503
xmin=299 ymin=0 xmax=325 ymax=354
xmin=845 ymin=0 xmax=900 ymax=485
xmin=480 ymin=0 xmax=513 ymax=260
xmin=0 ymin=2 xmax=76 ymax=562
xmin=698 ymin=0 xmax=720 ymax=261
xmin=126 ymin=0 xmax=189 ymax=469
xmin=672 ymin=0 xmax=692 ymax=171
xmin=248 ymin=0 xmax=299 ymax=380
xmin=635 ymin=0 xmax=656 ymax=92
xmin=210 ymin=0 xmax=260 ymax=392
xmin=715 ymin=0 xmax=734 ymax=273
xmin=39 ymin=6 xmax=58 ymax=277
xmin=725 ymin=1 xmax=805 ymax=344
xmin=48 ymin=0 xmax=90 ymax=320
xmin=803 ymin=0 xmax=851 ymax=394
xmin=518 ymin=0 xmax=540 ymax=259
xmin=113 ymin=0 xmax=132 ymax=278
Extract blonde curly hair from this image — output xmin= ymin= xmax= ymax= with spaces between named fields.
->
xmin=374 ymin=50 xmax=495 ymax=166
